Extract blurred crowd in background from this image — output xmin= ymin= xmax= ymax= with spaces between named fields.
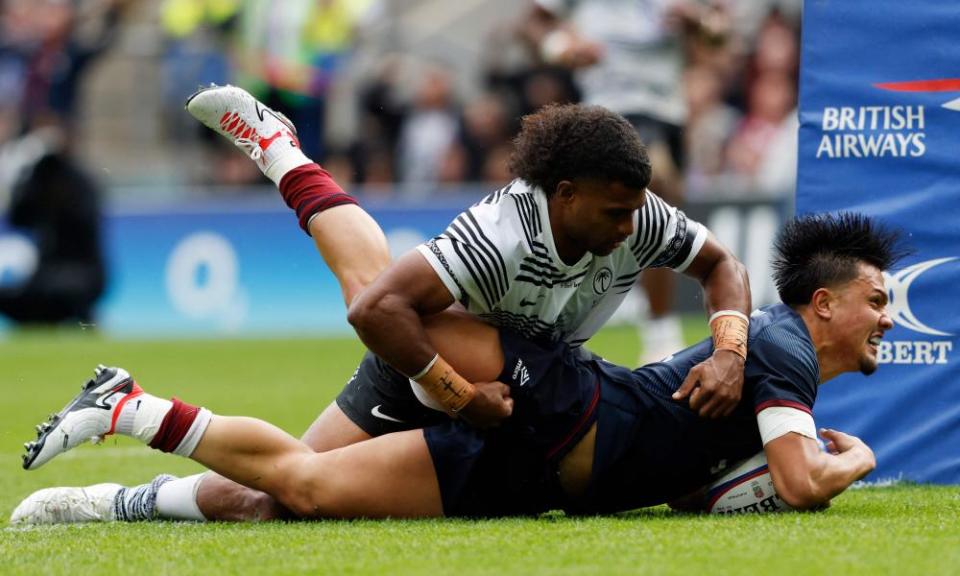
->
xmin=0 ymin=0 xmax=800 ymax=328
xmin=0 ymin=0 xmax=800 ymax=202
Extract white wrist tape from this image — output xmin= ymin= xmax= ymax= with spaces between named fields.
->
xmin=409 ymin=353 xmax=439 ymax=381
xmin=708 ymin=309 xmax=750 ymax=325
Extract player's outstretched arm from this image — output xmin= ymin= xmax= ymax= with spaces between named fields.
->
xmin=348 ymin=251 xmax=513 ymax=426
xmin=764 ymin=430 xmax=876 ymax=510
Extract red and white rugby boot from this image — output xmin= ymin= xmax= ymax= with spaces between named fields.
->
xmin=185 ymin=84 xmax=311 ymax=183
xmin=22 ymin=365 xmax=142 ymax=470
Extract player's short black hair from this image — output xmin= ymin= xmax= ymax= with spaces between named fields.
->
xmin=773 ymin=212 xmax=909 ymax=306
xmin=508 ymin=104 xmax=652 ymax=195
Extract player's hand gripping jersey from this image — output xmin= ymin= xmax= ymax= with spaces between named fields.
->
xmin=417 ymin=179 xmax=707 ymax=347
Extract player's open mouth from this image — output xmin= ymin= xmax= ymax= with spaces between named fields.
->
xmin=867 ymin=334 xmax=883 ymax=352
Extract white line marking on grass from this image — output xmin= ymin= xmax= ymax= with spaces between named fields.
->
xmin=1 ymin=447 xmax=160 ymax=461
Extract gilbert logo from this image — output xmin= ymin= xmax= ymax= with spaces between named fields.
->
xmin=878 ymin=257 xmax=956 ymax=365
xmin=885 ymin=258 xmax=956 ymax=336
xmin=512 ymin=358 xmax=530 ymax=387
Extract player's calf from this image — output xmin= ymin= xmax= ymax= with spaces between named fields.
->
xmin=195 ymin=473 xmax=293 ymax=521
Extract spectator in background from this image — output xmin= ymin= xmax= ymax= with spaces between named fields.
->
xmin=395 ymin=63 xmax=460 ymax=194
xmin=159 ymin=0 xmax=239 ymax=131
xmin=0 ymin=0 xmax=129 ymax=325
xmin=233 ymin=0 xmax=373 ymax=164
xmin=723 ymin=10 xmax=798 ymax=196
xmin=159 ymin=0 xmax=245 ymax=186
xmin=683 ymin=64 xmax=739 ymax=195
xmin=440 ymin=92 xmax=514 ymax=184
xmin=1 ymin=0 xmax=130 ymax=142
xmin=521 ymin=0 xmax=732 ymax=364
xmin=0 ymin=144 xmax=106 ymax=325
xmin=350 ymin=55 xmax=406 ymax=187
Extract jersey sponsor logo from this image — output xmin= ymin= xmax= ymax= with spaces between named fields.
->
xmin=878 ymin=257 xmax=956 ymax=365
xmin=370 ymin=405 xmax=404 ymax=423
xmin=512 ymin=358 xmax=531 ymax=387
xmin=593 ymin=267 xmax=613 ymax=294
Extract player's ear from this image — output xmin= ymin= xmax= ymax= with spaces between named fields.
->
xmin=810 ymin=287 xmax=834 ymax=320
xmin=555 ymin=180 xmax=576 ymax=204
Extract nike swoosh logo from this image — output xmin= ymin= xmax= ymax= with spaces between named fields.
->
xmin=254 ymin=102 xmax=267 ymax=122
xmin=370 ymin=405 xmax=404 ymax=423
xmin=254 ymin=101 xmax=296 ymax=135
xmin=93 ymin=384 xmax=127 ymax=410
xmin=519 ymin=298 xmax=538 ymax=307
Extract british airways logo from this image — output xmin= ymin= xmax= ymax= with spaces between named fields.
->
xmin=878 ymin=257 xmax=956 ymax=365
xmin=814 ymin=78 xmax=960 ymax=159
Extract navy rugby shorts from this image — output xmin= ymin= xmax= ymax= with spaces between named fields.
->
xmin=423 ymin=330 xmax=600 ymax=517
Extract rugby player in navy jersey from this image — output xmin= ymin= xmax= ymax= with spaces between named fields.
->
xmin=14 ymin=213 xmax=901 ymax=522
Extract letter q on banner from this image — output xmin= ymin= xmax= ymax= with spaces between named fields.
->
xmin=165 ymin=232 xmax=240 ymax=319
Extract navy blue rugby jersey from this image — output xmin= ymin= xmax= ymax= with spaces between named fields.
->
xmin=586 ymin=302 xmax=820 ymax=512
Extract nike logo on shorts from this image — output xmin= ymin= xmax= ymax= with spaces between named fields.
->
xmin=371 ymin=405 xmax=404 ymax=423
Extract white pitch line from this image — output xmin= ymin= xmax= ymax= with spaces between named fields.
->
xmin=1 ymin=446 xmax=162 ymax=461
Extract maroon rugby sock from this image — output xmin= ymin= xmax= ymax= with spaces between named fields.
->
xmin=148 ymin=398 xmax=206 ymax=454
xmin=278 ymin=164 xmax=359 ymax=233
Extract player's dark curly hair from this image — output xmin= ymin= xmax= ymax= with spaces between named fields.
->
xmin=773 ymin=212 xmax=909 ymax=306
xmin=508 ymin=104 xmax=652 ymax=195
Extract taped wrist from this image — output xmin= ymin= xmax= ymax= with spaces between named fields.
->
xmin=709 ymin=310 xmax=748 ymax=360
xmin=411 ymin=354 xmax=476 ymax=413
xmin=278 ymin=164 xmax=358 ymax=234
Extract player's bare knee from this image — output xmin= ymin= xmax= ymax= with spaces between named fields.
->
xmin=270 ymin=454 xmax=340 ymax=518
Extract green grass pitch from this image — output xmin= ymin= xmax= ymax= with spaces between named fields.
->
xmin=1 ymin=324 xmax=957 ymax=575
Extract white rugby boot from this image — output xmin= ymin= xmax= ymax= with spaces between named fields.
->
xmin=185 ymin=84 xmax=308 ymax=182
xmin=10 ymin=483 xmax=122 ymax=524
xmin=22 ymin=365 xmax=142 ymax=470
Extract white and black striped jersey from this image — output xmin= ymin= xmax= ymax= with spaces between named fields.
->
xmin=416 ymin=179 xmax=708 ymax=347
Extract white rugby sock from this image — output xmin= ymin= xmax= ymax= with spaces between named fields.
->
xmin=155 ymin=473 xmax=207 ymax=521
xmin=115 ymin=393 xmax=173 ymax=443
xmin=265 ymin=148 xmax=312 ymax=185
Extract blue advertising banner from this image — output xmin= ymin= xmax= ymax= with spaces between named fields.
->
xmin=798 ymin=1 xmax=960 ymax=482
xmin=0 ymin=197 xmax=471 ymax=336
